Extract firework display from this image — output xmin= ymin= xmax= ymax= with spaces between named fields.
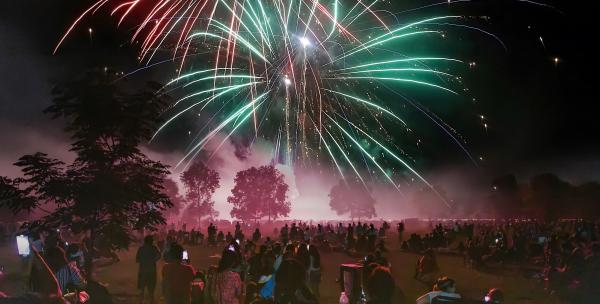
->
xmin=55 ymin=0 xmax=489 ymax=196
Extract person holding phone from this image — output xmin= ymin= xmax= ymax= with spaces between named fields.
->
xmin=162 ymin=244 xmax=195 ymax=304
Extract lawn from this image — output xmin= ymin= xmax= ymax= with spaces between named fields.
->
xmin=0 ymin=238 xmax=562 ymax=303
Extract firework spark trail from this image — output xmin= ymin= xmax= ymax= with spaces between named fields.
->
xmin=53 ymin=0 xmax=509 ymax=207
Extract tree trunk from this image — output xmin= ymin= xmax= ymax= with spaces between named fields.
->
xmin=84 ymin=228 xmax=95 ymax=277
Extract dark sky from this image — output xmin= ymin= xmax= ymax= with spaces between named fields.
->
xmin=0 ymin=0 xmax=597 ymax=183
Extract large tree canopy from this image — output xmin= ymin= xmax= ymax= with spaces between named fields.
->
xmin=0 ymin=70 xmax=172 ymax=251
xmin=329 ymin=179 xmax=376 ymax=220
xmin=228 ymin=165 xmax=290 ymax=221
xmin=181 ymin=160 xmax=220 ymax=223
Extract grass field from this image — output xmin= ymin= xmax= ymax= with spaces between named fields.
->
xmin=0 ymin=237 xmax=563 ymax=304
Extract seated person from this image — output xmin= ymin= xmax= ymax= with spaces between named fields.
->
xmin=415 ymin=249 xmax=439 ymax=283
xmin=245 ymin=282 xmax=261 ymax=304
xmin=416 ymin=277 xmax=461 ymax=304
xmin=366 ymin=266 xmax=395 ymax=304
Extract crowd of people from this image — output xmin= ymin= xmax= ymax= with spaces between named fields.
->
xmin=0 ymin=228 xmax=113 ymax=304
xmin=407 ymin=219 xmax=600 ymax=303
xmin=127 ymin=220 xmax=524 ymax=304
xmin=1 ymin=219 xmax=599 ymax=303
xmin=149 ymin=221 xmax=397 ymax=304
xmin=157 ymin=221 xmax=390 ymax=255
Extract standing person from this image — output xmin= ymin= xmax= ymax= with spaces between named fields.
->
xmin=253 ymin=228 xmax=261 ymax=243
xmin=136 ymin=236 xmax=161 ymax=304
xmin=28 ymin=246 xmax=63 ymax=297
xmin=208 ymin=224 xmax=216 ymax=246
xmin=210 ymin=249 xmax=242 ymax=304
xmin=307 ymin=245 xmax=321 ymax=298
xmin=296 ymin=244 xmax=310 ymax=271
xmin=162 ymin=244 xmax=195 ymax=304
xmin=273 ymin=243 xmax=283 ymax=272
xmin=281 ymin=224 xmax=289 ymax=244
xmin=397 ymin=222 xmax=405 ymax=244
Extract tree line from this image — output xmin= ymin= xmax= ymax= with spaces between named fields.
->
xmin=0 ymin=71 xmax=290 ymax=252
xmin=162 ymin=161 xmax=291 ymax=225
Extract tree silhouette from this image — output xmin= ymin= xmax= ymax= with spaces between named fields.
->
xmin=0 ymin=177 xmax=33 ymax=222
xmin=574 ymin=182 xmax=600 ymax=219
xmin=490 ymin=174 xmax=523 ymax=218
xmin=525 ymin=173 xmax=572 ymax=220
xmin=329 ymin=179 xmax=376 ymax=220
xmin=487 ymin=173 xmax=600 ymax=219
xmin=228 ymin=165 xmax=290 ymax=222
xmin=0 ymin=70 xmax=172 ymax=257
xmin=180 ymin=161 xmax=220 ymax=223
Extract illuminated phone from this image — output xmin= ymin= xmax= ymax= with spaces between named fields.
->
xmin=182 ymin=250 xmax=189 ymax=261
xmin=16 ymin=235 xmax=30 ymax=256
xmin=235 ymin=239 xmax=240 ymax=245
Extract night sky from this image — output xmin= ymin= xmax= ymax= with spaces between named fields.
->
xmin=0 ymin=0 xmax=597 ymax=184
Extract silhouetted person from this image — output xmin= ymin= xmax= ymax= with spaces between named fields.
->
xmin=162 ymin=244 xmax=195 ymax=304
xmin=210 ymin=249 xmax=242 ymax=304
xmin=307 ymin=245 xmax=322 ymax=298
xmin=274 ymin=259 xmax=318 ymax=304
xmin=366 ymin=266 xmax=395 ymax=304
xmin=296 ymin=243 xmax=310 ymax=271
xmin=253 ymin=228 xmax=261 ymax=243
xmin=136 ymin=235 xmax=161 ymax=303
xmin=397 ymin=222 xmax=405 ymax=243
